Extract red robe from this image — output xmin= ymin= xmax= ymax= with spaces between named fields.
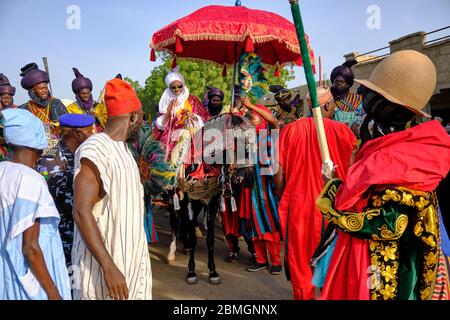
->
xmin=321 ymin=120 xmax=450 ymax=300
xmin=278 ymin=118 xmax=356 ymax=293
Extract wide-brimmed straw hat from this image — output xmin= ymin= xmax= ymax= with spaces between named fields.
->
xmin=355 ymin=50 xmax=436 ymax=117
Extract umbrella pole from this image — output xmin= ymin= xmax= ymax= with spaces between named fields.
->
xmin=231 ymin=0 xmax=242 ymax=108
xmin=289 ymin=0 xmax=334 ymax=178
xmin=231 ymin=45 xmax=238 ymax=108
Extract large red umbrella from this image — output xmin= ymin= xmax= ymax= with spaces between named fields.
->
xmin=150 ymin=4 xmax=315 ymax=71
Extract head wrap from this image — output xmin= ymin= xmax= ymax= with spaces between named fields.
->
xmin=307 ymin=86 xmax=334 ymax=108
xmin=104 ymin=78 xmax=142 ymax=117
xmin=20 ymin=63 xmax=49 ymax=90
xmin=158 ymin=69 xmax=189 ymax=117
xmin=330 ymin=65 xmax=355 ymax=88
xmin=330 ymin=61 xmax=356 ymax=101
xmin=207 ymin=87 xmax=224 ymax=101
xmin=164 ymin=67 xmax=185 ymax=87
xmin=1 ymin=108 xmax=47 ymax=150
xmin=72 ymin=68 xmax=93 ymax=94
xmin=0 ymin=73 xmax=16 ymax=96
xmin=28 ymin=89 xmax=51 ymax=108
xmin=202 ymin=86 xmax=224 ymax=116
xmin=59 ymin=114 xmax=95 ymax=128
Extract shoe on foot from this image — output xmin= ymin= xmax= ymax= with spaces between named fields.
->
xmin=270 ymin=265 xmax=282 ymax=275
xmin=226 ymin=251 xmax=239 ymax=263
xmin=247 ymin=262 xmax=269 ymax=272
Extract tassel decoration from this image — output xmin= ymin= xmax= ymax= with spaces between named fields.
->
xmin=245 ymin=36 xmax=254 ymax=53
xmin=188 ymin=201 xmax=194 ymax=221
xmin=274 ymin=63 xmax=280 ymax=78
xmin=171 ymin=56 xmax=177 ymax=69
xmin=220 ymin=195 xmax=226 ymax=212
xmin=204 ymin=208 xmax=208 ymax=231
xmin=231 ymin=196 xmax=237 ymax=213
xmin=173 ymin=193 xmax=180 ymax=211
xmin=176 ymin=37 xmax=183 ymax=53
xmin=221 ymin=64 xmax=227 ymax=77
xmin=150 ymin=49 xmax=156 ymax=62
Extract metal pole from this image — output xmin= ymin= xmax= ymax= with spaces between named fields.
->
xmin=289 ymin=0 xmax=333 ymax=177
xmin=231 ymin=46 xmax=238 ymax=108
xmin=231 ymin=0 xmax=242 ymax=108
xmin=42 ymin=57 xmax=54 ymax=95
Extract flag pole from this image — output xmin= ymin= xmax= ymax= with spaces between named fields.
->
xmin=289 ymin=0 xmax=334 ymax=178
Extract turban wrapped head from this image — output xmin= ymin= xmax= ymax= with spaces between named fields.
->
xmin=330 ymin=65 xmax=355 ymax=88
xmin=20 ymin=63 xmax=49 ymax=90
xmin=165 ymin=69 xmax=185 ymax=88
xmin=72 ymin=68 xmax=93 ymax=94
xmin=207 ymin=87 xmax=224 ymax=101
xmin=104 ymin=78 xmax=141 ymax=117
xmin=1 ymin=108 xmax=47 ymax=150
xmin=0 ymin=73 xmax=16 ymax=96
xmin=330 ymin=60 xmax=357 ymax=101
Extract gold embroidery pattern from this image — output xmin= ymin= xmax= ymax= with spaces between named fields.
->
xmin=316 ymin=181 xmax=381 ymax=233
xmin=369 ymin=240 xmax=399 ymax=300
xmin=372 ymin=187 xmax=440 ymax=300
xmin=317 ymin=181 xmax=441 ymax=300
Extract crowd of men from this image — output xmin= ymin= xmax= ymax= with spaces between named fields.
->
xmin=1 ymin=48 xmax=450 ymax=300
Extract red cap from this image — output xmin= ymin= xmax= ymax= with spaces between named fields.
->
xmin=104 ymin=78 xmax=141 ymax=117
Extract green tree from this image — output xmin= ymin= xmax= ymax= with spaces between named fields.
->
xmin=127 ymin=53 xmax=295 ymax=119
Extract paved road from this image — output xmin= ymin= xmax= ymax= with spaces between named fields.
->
xmin=149 ymin=205 xmax=293 ymax=300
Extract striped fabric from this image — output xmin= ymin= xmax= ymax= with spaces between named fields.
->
xmin=72 ymin=133 xmax=152 ymax=300
xmin=333 ymin=92 xmax=364 ymax=128
xmin=238 ymin=130 xmax=280 ymax=240
xmin=335 ymin=92 xmax=362 ymax=112
xmin=432 ymin=249 xmax=449 ymax=300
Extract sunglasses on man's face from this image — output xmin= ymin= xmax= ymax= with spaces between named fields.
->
xmin=171 ymin=85 xmax=183 ymax=90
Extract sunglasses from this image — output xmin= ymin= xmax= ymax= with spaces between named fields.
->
xmin=171 ymin=85 xmax=183 ymax=90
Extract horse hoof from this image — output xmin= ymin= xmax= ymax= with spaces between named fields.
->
xmin=209 ymin=273 xmax=221 ymax=285
xmin=186 ymin=273 xmax=198 ymax=284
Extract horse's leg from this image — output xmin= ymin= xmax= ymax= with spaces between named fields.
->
xmin=185 ymin=197 xmax=198 ymax=284
xmin=167 ymin=192 xmax=177 ymax=263
xmin=207 ymin=196 xmax=221 ymax=284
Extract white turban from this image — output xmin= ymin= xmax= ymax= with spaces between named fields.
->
xmin=164 ymin=67 xmax=185 ymax=87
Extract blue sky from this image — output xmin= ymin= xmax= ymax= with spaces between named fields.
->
xmin=1 ymin=0 xmax=449 ymax=103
